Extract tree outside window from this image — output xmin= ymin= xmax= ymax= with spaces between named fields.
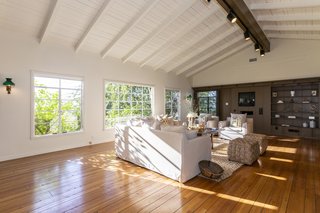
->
xmin=104 ymin=82 xmax=153 ymax=128
xmin=33 ymin=75 xmax=83 ymax=136
xmin=196 ymin=91 xmax=217 ymax=115
xmin=165 ymin=89 xmax=180 ymax=119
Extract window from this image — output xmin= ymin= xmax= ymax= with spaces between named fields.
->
xmin=196 ymin=90 xmax=218 ymax=115
xmin=165 ymin=89 xmax=180 ymax=119
xmin=104 ymin=81 xmax=154 ymax=128
xmin=32 ymin=73 xmax=83 ymax=136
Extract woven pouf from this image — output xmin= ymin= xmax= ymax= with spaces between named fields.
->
xmin=227 ymin=138 xmax=260 ymax=165
xmin=198 ymin=160 xmax=224 ymax=179
xmin=244 ymin=133 xmax=268 ymax=155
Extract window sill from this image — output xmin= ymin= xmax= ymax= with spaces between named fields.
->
xmin=31 ymin=130 xmax=84 ymax=140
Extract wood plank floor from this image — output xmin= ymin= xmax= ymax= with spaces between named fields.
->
xmin=0 ymin=136 xmax=319 ymax=212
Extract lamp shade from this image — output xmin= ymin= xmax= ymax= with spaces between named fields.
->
xmin=3 ymin=78 xmax=15 ymax=86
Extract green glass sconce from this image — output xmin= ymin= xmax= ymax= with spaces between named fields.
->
xmin=3 ymin=78 xmax=15 ymax=94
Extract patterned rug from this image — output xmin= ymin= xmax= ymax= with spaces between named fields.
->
xmin=200 ymin=138 xmax=243 ymax=182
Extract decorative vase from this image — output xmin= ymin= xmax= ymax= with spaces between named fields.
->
xmin=290 ymin=91 xmax=295 ymax=97
xmin=310 ymin=120 xmax=316 ymax=128
xmin=302 ymin=122 xmax=308 ymax=128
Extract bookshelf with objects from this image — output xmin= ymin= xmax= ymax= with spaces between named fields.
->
xmin=271 ymin=82 xmax=320 ymax=138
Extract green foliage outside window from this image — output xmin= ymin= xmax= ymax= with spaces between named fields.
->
xmin=197 ymin=91 xmax=217 ymax=115
xmin=105 ymin=82 xmax=153 ymax=128
xmin=33 ymin=76 xmax=82 ymax=136
xmin=165 ymin=89 xmax=180 ymax=119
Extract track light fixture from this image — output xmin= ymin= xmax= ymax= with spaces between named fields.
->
xmin=244 ymin=30 xmax=250 ymax=41
xmin=260 ymin=49 xmax=265 ymax=57
xmin=227 ymin=11 xmax=237 ymax=24
xmin=254 ymin=43 xmax=260 ymax=52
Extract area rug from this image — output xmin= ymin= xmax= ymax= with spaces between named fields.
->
xmin=200 ymin=138 xmax=243 ymax=182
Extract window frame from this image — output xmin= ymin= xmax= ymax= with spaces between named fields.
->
xmin=103 ymin=80 xmax=155 ymax=130
xmin=164 ymin=88 xmax=181 ymax=119
xmin=194 ymin=90 xmax=219 ymax=116
xmin=31 ymin=71 xmax=84 ymax=138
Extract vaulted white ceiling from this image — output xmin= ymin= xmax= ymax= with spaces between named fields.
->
xmin=1 ymin=0 xmax=319 ymax=77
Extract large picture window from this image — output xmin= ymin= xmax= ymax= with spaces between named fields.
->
xmin=196 ymin=90 xmax=218 ymax=115
xmin=165 ymin=89 xmax=180 ymax=119
xmin=32 ymin=73 xmax=83 ymax=137
xmin=104 ymin=81 xmax=154 ymax=128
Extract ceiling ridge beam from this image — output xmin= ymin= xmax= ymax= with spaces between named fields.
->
xmin=165 ymin=27 xmax=239 ymax=73
xmin=101 ymin=0 xmax=160 ymax=59
xmin=121 ymin=0 xmax=197 ymax=63
xmin=186 ymin=42 xmax=251 ymax=77
xmin=153 ymin=21 xmax=226 ymax=71
xmin=263 ymin=25 xmax=320 ymax=32
xmin=75 ymin=0 xmax=113 ymax=53
xmin=250 ymin=0 xmax=320 ymax=10
xmin=216 ymin=0 xmax=270 ymax=52
xmin=38 ymin=0 xmax=61 ymax=43
xmin=257 ymin=14 xmax=320 ymax=22
xmin=139 ymin=6 xmax=219 ymax=68
xmin=176 ymin=35 xmax=244 ymax=75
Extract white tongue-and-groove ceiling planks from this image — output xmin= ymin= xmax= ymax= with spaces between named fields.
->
xmin=0 ymin=0 xmax=319 ymax=77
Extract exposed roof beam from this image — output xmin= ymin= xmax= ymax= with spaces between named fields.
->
xmin=177 ymin=36 xmax=242 ymax=75
xmin=75 ymin=0 xmax=112 ymax=53
xmin=166 ymin=27 xmax=239 ymax=73
xmin=186 ymin=42 xmax=251 ymax=77
xmin=257 ymin=14 xmax=320 ymax=22
xmin=101 ymin=0 xmax=159 ymax=58
xmin=267 ymin=32 xmax=320 ymax=40
xmin=139 ymin=6 xmax=219 ymax=68
xmin=263 ymin=25 xmax=320 ymax=32
xmin=121 ymin=0 xmax=196 ymax=63
xmin=250 ymin=0 xmax=320 ymax=10
xmin=38 ymin=0 xmax=61 ymax=43
xmin=216 ymin=0 xmax=270 ymax=52
xmin=154 ymin=21 xmax=226 ymax=71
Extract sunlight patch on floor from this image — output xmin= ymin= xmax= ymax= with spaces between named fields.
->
xmin=217 ymin=193 xmax=278 ymax=210
xmin=277 ymin=138 xmax=300 ymax=143
xmin=267 ymin=146 xmax=297 ymax=154
xmin=270 ymin=157 xmax=293 ymax=163
xmin=255 ymin=172 xmax=287 ymax=181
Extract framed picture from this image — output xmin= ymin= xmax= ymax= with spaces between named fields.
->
xmin=311 ymin=90 xmax=317 ymax=96
xmin=272 ymin=92 xmax=277 ymax=97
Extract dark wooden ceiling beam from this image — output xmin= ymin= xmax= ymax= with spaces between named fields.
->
xmin=216 ymin=0 xmax=270 ymax=52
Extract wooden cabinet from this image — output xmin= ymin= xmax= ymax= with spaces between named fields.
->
xmin=271 ymin=83 xmax=319 ymax=138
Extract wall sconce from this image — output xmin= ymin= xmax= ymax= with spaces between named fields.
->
xmin=3 ymin=78 xmax=15 ymax=94
xmin=186 ymin=93 xmax=193 ymax=101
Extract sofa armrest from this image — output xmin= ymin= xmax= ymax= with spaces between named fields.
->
xmin=180 ymin=135 xmax=212 ymax=182
xmin=218 ymin=121 xmax=227 ymax=129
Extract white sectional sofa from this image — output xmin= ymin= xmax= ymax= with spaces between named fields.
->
xmin=115 ymin=124 xmax=212 ymax=183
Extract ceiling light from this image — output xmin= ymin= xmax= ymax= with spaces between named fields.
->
xmin=260 ymin=49 xmax=265 ymax=57
xmin=244 ymin=30 xmax=250 ymax=41
xmin=254 ymin=43 xmax=260 ymax=52
xmin=227 ymin=11 xmax=237 ymax=23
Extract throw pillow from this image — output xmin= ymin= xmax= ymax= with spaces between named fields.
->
xmin=230 ymin=113 xmax=247 ymax=128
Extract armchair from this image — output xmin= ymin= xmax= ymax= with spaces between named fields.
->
xmin=218 ymin=117 xmax=253 ymax=140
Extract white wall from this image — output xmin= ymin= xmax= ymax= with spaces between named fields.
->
xmin=0 ymin=30 xmax=192 ymax=161
xmin=192 ymin=39 xmax=320 ymax=87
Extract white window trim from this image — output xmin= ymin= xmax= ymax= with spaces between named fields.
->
xmin=103 ymin=79 xmax=155 ymax=130
xmin=164 ymin=88 xmax=181 ymax=119
xmin=31 ymin=71 xmax=85 ymax=139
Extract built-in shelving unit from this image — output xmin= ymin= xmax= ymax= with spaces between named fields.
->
xmin=271 ymin=82 xmax=320 ymax=138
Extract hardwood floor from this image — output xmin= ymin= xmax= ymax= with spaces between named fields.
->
xmin=0 ymin=136 xmax=319 ymax=212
